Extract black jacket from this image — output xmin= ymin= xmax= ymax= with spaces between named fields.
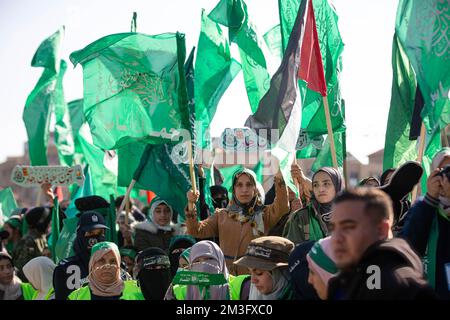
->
xmin=328 ymin=238 xmax=436 ymax=300
xmin=53 ymin=253 xmax=90 ymax=300
xmin=400 ymin=194 xmax=450 ymax=299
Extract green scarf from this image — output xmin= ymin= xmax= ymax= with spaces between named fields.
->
xmin=308 ymin=205 xmax=326 ymax=241
xmin=172 ymin=271 xmax=228 ymax=300
xmin=425 ymin=207 xmax=449 ymax=289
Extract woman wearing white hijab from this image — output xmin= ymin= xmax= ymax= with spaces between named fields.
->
xmin=133 ymin=197 xmax=183 ymax=252
xmin=23 ymin=256 xmax=56 ymax=300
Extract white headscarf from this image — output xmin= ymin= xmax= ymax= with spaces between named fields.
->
xmin=22 ymin=256 xmax=55 ymax=300
xmin=431 ymin=148 xmax=450 ymax=171
xmin=431 ymin=148 xmax=450 ymax=214
xmin=249 ymin=268 xmax=291 ymax=300
xmin=150 ymin=199 xmax=173 ymax=232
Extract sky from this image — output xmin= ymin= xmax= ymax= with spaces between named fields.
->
xmin=0 ymin=0 xmax=398 ymax=164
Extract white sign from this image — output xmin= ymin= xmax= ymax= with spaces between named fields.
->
xmin=11 ymin=165 xmax=85 ymax=187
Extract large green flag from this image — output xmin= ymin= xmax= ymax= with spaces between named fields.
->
xmin=70 ymin=32 xmax=188 ymax=150
xmin=23 ymin=28 xmax=64 ymax=165
xmin=54 ymin=60 xmax=75 ymax=167
xmin=209 ymin=0 xmax=272 ymax=113
xmin=383 ymin=34 xmax=419 ymax=171
xmin=195 ymin=9 xmax=242 ymax=148
xmin=0 ymin=188 xmax=18 ymax=226
xmin=395 ymin=0 xmax=450 ymax=131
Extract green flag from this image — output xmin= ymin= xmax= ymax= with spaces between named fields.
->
xmin=383 ymin=34 xmax=419 ymax=171
xmin=23 ymin=27 xmax=64 ymax=165
xmin=209 ymin=0 xmax=272 ymax=113
xmin=263 ymin=24 xmax=283 ymax=62
xmin=311 ymin=130 xmax=345 ymax=172
xmin=67 ymin=99 xmax=128 ymax=199
xmin=54 ymin=60 xmax=75 ymax=167
xmin=195 ymin=9 xmax=241 ymax=148
xmin=0 ymin=188 xmax=18 ymax=226
xmin=50 ymin=198 xmax=60 ymax=263
xmin=68 ymin=99 xmax=86 ymax=166
xmin=395 ymin=0 xmax=450 ymax=131
xmin=118 ymin=142 xmax=193 ymax=222
xmin=70 ymin=32 xmax=188 ymax=150
xmin=65 ymin=165 xmax=93 ymax=218
xmin=54 ymin=216 xmax=78 ymax=263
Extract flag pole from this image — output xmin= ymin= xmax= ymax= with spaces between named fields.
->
xmin=35 ymin=188 xmax=42 ymax=207
xmin=322 ymin=96 xmax=338 ymax=169
xmin=187 ymin=141 xmax=197 ymax=211
xmin=292 ymin=157 xmax=302 ymax=203
xmin=118 ymin=179 xmax=136 ymax=221
xmin=411 ymin=122 xmax=426 ymax=203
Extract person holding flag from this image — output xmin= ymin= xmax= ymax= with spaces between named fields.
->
xmin=185 ymin=168 xmax=289 ymax=275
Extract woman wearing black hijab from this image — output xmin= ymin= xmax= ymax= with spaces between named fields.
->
xmin=134 ymin=247 xmax=172 ymax=300
xmin=283 ymin=167 xmax=344 ymax=244
xmin=167 ymin=235 xmax=196 ymax=278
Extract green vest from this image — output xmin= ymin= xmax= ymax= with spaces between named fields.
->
xmin=68 ymin=280 xmax=144 ymax=300
xmin=21 ymin=283 xmax=38 ymax=301
xmin=173 ymin=284 xmax=188 ymax=300
xmin=229 ymin=275 xmax=250 ymax=300
xmin=172 ymin=274 xmax=250 ymax=300
xmin=44 ymin=287 xmax=55 ymax=300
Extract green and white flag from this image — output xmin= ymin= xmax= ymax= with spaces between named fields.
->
xmin=23 ymin=27 xmax=65 ymax=165
xmin=195 ymin=10 xmax=241 ymax=148
xmin=70 ymin=32 xmax=188 ymax=150
xmin=209 ymin=0 xmax=274 ymax=113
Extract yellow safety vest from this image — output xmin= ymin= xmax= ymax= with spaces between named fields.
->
xmin=68 ymin=280 xmax=144 ymax=300
xmin=21 ymin=283 xmax=38 ymax=301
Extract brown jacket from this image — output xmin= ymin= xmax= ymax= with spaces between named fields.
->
xmin=185 ymin=176 xmax=289 ymax=275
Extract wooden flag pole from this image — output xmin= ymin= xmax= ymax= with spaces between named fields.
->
xmin=411 ymin=122 xmax=426 ymax=203
xmin=125 ymin=196 xmax=130 ymax=227
xmin=187 ymin=141 xmax=197 ymax=212
xmin=35 ymin=188 xmax=42 ymax=207
xmin=117 ymin=179 xmax=136 ymax=223
xmin=322 ymin=96 xmax=339 ymax=169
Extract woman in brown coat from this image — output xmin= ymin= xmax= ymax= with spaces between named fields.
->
xmin=185 ymin=168 xmax=289 ymax=275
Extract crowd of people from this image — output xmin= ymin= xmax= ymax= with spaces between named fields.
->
xmin=1 ymin=148 xmax=449 ymax=300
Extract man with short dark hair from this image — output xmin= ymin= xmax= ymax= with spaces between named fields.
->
xmin=328 ymin=188 xmax=435 ymax=300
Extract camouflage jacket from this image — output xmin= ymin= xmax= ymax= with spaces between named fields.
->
xmin=12 ymin=229 xmax=48 ymax=280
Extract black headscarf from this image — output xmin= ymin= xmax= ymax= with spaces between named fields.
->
xmin=168 ymin=235 xmax=196 ymax=277
xmin=209 ymin=185 xmax=229 ymax=209
xmin=311 ymin=167 xmax=344 ymax=223
xmin=288 ymin=241 xmax=319 ymax=300
xmin=73 ymin=227 xmax=106 ymax=268
xmin=135 ymin=247 xmax=171 ymax=300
